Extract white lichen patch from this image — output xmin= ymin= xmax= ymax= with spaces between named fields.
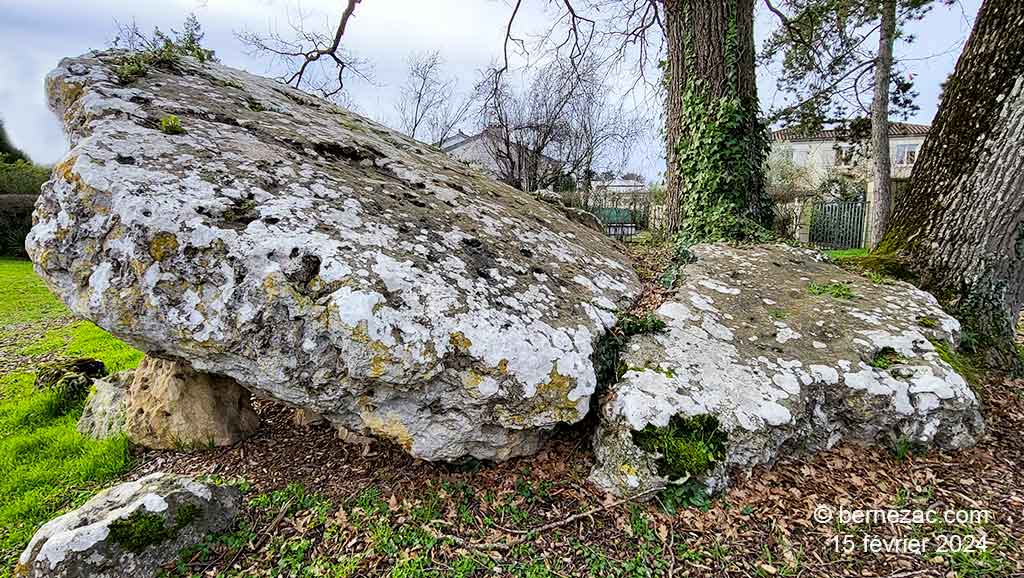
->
xmin=590 ymin=243 xmax=983 ymax=497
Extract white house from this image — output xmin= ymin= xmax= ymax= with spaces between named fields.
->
xmin=440 ymin=130 xmax=499 ymax=174
xmin=441 ymin=128 xmax=561 ymax=190
xmin=771 ymin=122 xmax=929 ymax=187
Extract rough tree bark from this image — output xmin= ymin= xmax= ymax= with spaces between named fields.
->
xmin=878 ymin=0 xmax=1024 ymax=367
xmin=663 ymin=0 xmax=768 ymax=236
xmin=868 ymin=0 xmax=896 ymax=248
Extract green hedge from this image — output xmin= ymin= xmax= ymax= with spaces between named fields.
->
xmin=0 ymin=159 xmax=48 ymax=257
xmin=0 ymin=194 xmax=36 ymax=258
xmin=0 ymin=158 xmax=48 ymax=196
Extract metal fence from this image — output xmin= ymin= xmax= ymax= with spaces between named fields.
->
xmin=558 ymin=189 xmax=655 ymax=242
xmin=592 ymin=207 xmax=640 ymax=241
xmin=809 ymin=200 xmax=866 ymax=249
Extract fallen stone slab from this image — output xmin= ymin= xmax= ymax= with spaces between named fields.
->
xmin=590 ymin=244 xmax=984 ymax=496
xmin=16 ymin=473 xmax=240 ymax=578
xmin=29 ymin=51 xmax=639 ymax=461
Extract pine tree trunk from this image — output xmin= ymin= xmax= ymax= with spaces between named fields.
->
xmin=662 ymin=0 xmax=768 ymax=237
xmin=868 ymin=0 xmax=895 ymax=248
xmin=878 ymin=0 xmax=1024 ymax=367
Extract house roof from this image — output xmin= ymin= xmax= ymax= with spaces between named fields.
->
xmin=593 ymin=178 xmax=645 ymax=189
xmin=443 ymin=128 xmax=560 ymax=165
xmin=771 ymin=122 xmax=930 ymax=142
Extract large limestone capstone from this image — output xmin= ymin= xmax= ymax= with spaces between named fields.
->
xmin=124 ymin=356 xmax=260 ymax=449
xmin=29 ymin=51 xmax=640 ymax=461
xmin=590 ymin=244 xmax=983 ymax=496
xmin=16 ymin=473 xmax=240 ymax=578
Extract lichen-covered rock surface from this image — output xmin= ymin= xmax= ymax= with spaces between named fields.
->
xmin=29 ymin=51 xmax=639 ymax=461
xmin=590 ymin=244 xmax=983 ymax=496
xmin=16 ymin=473 xmax=240 ymax=578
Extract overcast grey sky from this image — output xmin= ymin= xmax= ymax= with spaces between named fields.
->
xmin=0 ymin=0 xmax=980 ymax=181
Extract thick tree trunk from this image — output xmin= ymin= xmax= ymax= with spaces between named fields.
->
xmin=868 ymin=0 xmax=895 ymax=248
xmin=663 ymin=0 xmax=768 ymax=237
xmin=878 ymin=0 xmax=1024 ymax=368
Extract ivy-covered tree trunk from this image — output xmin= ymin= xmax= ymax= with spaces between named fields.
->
xmin=663 ymin=0 xmax=771 ymax=239
xmin=878 ymin=0 xmax=1024 ymax=368
xmin=868 ymin=0 xmax=895 ymax=248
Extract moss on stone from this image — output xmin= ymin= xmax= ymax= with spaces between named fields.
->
xmin=807 ymin=281 xmax=855 ymax=300
xmin=108 ymin=510 xmax=174 ymax=552
xmin=174 ymin=502 xmax=202 ymax=527
xmin=108 ymin=501 xmax=204 ymax=553
xmin=594 ymin=312 xmax=668 ymax=388
xmin=869 ymin=347 xmax=906 ymax=370
xmin=833 ymin=252 xmax=916 ymax=283
xmin=929 ymin=338 xmax=982 ymax=387
xmin=632 ymin=414 xmax=726 ymax=480
xmin=916 ymin=316 xmax=939 ymax=329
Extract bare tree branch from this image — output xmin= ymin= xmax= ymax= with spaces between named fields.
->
xmin=394 ymin=51 xmax=478 ymax=146
xmin=237 ymin=0 xmax=368 ymax=100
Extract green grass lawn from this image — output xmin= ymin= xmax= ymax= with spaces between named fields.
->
xmin=824 ymin=247 xmax=868 ymax=260
xmin=0 ymin=258 xmax=142 ymax=574
xmin=0 ymin=260 xmax=67 ymax=328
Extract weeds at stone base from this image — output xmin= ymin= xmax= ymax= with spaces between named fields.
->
xmin=593 ymin=312 xmax=667 ymax=388
xmin=632 ymin=414 xmax=726 ymax=481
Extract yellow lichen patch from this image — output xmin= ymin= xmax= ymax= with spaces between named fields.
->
xmin=534 ymin=366 xmax=581 ymax=422
xmin=619 ymin=463 xmax=638 ymax=477
xmin=53 ymin=156 xmax=79 ymax=184
xmin=496 ymin=359 xmax=509 ymax=375
xmin=461 ymin=370 xmax=483 ymax=389
xmin=60 ymin=80 xmax=84 ymax=109
xmin=35 ymin=249 xmax=51 ymax=268
xmin=449 ymin=331 xmax=472 ymax=352
xmin=262 ymin=274 xmax=281 ymax=298
xmin=129 ymin=258 xmax=147 ymax=278
xmin=368 ymin=341 xmax=393 ymax=378
xmin=360 ymin=411 xmax=413 ymax=450
xmin=148 ymin=232 xmax=179 ymax=262
xmin=369 ymin=355 xmax=388 ymax=378
xmin=351 ymin=321 xmax=371 ymax=343
xmin=78 ymin=185 xmax=110 ymax=215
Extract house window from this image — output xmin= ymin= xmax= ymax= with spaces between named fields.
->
xmin=834 ymin=145 xmax=855 ymax=167
xmin=894 ymin=143 xmax=919 ymax=166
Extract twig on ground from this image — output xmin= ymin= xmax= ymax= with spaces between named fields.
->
xmin=424 ymin=486 xmax=663 ymax=551
xmin=224 ymin=498 xmax=293 ymax=572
